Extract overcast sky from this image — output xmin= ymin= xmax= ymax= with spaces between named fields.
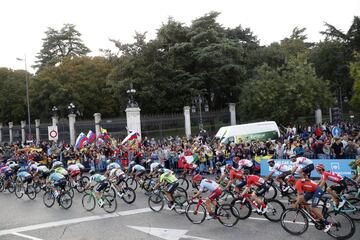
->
xmin=1 ymin=0 xmax=359 ymax=73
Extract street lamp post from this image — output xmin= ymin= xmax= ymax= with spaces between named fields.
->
xmin=16 ymin=56 xmax=32 ymax=141
xmin=67 ymin=102 xmax=76 ymax=114
xmin=126 ymin=85 xmax=138 ymax=108
xmin=191 ymin=94 xmax=209 ymax=131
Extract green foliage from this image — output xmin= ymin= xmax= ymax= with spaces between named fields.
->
xmin=350 ymin=54 xmax=360 ymax=108
xmin=238 ymin=58 xmax=333 ymax=123
xmin=34 ymin=24 xmax=90 ymax=71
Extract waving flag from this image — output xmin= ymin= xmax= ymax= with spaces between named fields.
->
xmin=75 ymin=132 xmax=88 ymax=149
xmin=87 ymin=130 xmax=96 ymax=144
xmin=100 ymin=127 xmax=109 ymax=140
xmin=121 ymin=130 xmax=140 ymax=145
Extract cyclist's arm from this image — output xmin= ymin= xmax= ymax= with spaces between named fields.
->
xmin=192 ymin=189 xmax=202 ymax=199
xmin=264 ymin=172 xmax=274 ymax=181
xmin=225 ymin=178 xmax=233 ymax=189
xmin=240 ymin=186 xmax=250 ymax=196
xmin=318 ymin=178 xmax=325 ymax=187
xmin=294 ymin=193 xmax=304 ymax=208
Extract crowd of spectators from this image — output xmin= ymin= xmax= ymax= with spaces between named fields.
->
xmin=0 ymin=122 xmax=359 ymax=175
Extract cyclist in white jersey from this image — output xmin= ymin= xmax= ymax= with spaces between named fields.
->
xmin=290 ymin=154 xmax=314 ymax=177
xmin=264 ymin=159 xmax=291 ymax=192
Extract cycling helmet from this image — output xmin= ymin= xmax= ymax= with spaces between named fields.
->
xmin=315 ymin=164 xmax=325 ymax=171
xmin=52 ymin=161 xmax=63 ymax=168
xmin=89 ymin=169 xmax=95 ymax=175
xmin=289 ymin=154 xmax=296 ymax=159
xmin=106 ymin=160 xmax=111 ymax=165
xmin=267 ymin=159 xmax=275 ymax=163
xmin=192 ymin=174 xmax=203 ymax=182
xmin=215 ymin=162 xmax=222 ymax=167
xmin=285 ymin=175 xmax=296 ymax=183
xmin=225 ymin=164 xmax=232 ymax=171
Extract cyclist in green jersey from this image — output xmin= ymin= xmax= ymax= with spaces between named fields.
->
xmin=85 ymin=170 xmax=108 ymax=207
xmin=153 ymin=168 xmax=179 ymax=209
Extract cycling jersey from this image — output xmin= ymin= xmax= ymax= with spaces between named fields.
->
xmin=68 ymin=164 xmax=80 ymax=172
xmin=37 ymin=165 xmax=49 ymax=173
xmin=90 ymin=174 xmax=106 ymax=183
xmin=246 ymin=175 xmax=265 ymax=187
xmin=229 ymin=169 xmax=244 ymax=180
xmin=132 ymin=165 xmax=145 ymax=172
xmin=295 ymin=179 xmax=318 ymax=193
xmin=199 ymin=179 xmax=219 ymax=192
xmin=54 ymin=167 xmax=68 ymax=176
xmin=110 ymin=168 xmax=125 ymax=178
xmin=49 ymin=172 xmax=65 ymax=182
xmin=150 ymin=162 xmax=161 ymax=172
xmin=160 ymin=172 xmax=177 ymax=184
xmin=293 ymin=157 xmax=313 ymax=168
xmin=17 ymin=171 xmax=31 ymax=179
xmin=321 ymin=171 xmax=343 ymax=183
xmin=270 ymin=163 xmax=290 ymax=174
xmin=107 ymin=162 xmax=121 ymax=170
xmin=238 ymin=159 xmax=253 ymax=168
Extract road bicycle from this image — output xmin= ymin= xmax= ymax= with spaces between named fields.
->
xmin=281 ymin=202 xmax=355 ymax=239
xmin=265 ymin=177 xmax=296 ymax=200
xmin=230 ymin=193 xmax=285 ymax=222
xmin=108 ymin=179 xmax=136 ymax=204
xmin=82 ymin=187 xmax=117 ymax=213
xmin=67 ymin=175 xmax=90 ymax=193
xmin=14 ymin=177 xmax=37 ymax=200
xmin=126 ymin=174 xmax=154 ymax=193
xmin=322 ymin=194 xmax=360 ymax=221
xmin=43 ymin=185 xmax=73 ymax=209
xmin=148 ymin=185 xmax=188 ymax=213
xmin=185 ymin=197 xmax=239 ymax=227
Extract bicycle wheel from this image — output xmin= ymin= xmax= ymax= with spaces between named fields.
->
xmin=219 ymin=190 xmax=234 ymax=203
xmin=264 ymin=199 xmax=285 ymax=222
xmin=105 ymin=186 xmax=116 ymax=200
xmin=76 ymin=176 xmax=89 ymax=193
xmin=174 ymin=201 xmax=188 ymax=214
xmin=8 ymin=182 xmax=15 ymax=193
xmin=122 ymin=187 xmax=136 ymax=204
xmin=64 ymin=184 xmax=74 ymax=198
xmin=326 ymin=211 xmax=355 ymax=240
xmin=43 ymin=190 xmax=55 ymax=208
xmin=148 ymin=192 xmax=164 ymax=212
xmin=126 ymin=177 xmax=138 ymax=190
xmin=173 ymin=187 xmax=188 ymax=205
xmin=59 ymin=191 xmax=73 ymax=209
xmin=34 ymin=182 xmax=42 ymax=194
xmin=216 ymin=203 xmax=239 ymax=227
xmin=26 ymin=185 xmax=37 ymax=200
xmin=82 ymin=193 xmax=96 ymax=211
xmin=230 ymin=198 xmax=252 ymax=219
xmin=185 ymin=202 xmax=206 ymax=224
xmin=143 ymin=178 xmax=154 ymax=192
xmin=15 ymin=183 xmax=24 ymax=198
xmin=280 ymin=208 xmax=308 ymax=235
xmin=345 ymin=198 xmax=360 ymax=221
xmin=264 ymin=184 xmax=277 ymax=200
xmin=177 ymin=177 xmax=189 ymax=191
xmin=0 ymin=178 xmax=4 ymax=192
xmin=103 ymin=194 xmax=117 ymax=213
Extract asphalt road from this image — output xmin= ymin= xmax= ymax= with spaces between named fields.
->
xmin=0 ymin=187 xmax=359 ymax=240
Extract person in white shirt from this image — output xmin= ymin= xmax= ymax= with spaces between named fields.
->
xmin=290 ymin=154 xmax=314 ymax=177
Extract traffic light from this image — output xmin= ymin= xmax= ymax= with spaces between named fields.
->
xmin=331 ymin=107 xmax=341 ymax=122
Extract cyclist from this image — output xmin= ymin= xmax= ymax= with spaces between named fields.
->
xmin=47 ymin=171 xmax=66 ymax=198
xmin=52 ymin=161 xmax=69 ymax=177
xmin=286 ymin=175 xmax=332 ymax=232
xmin=221 ymin=164 xmax=245 ymax=195
xmin=290 ymin=154 xmax=314 ymax=178
xmin=264 ymin=159 xmax=291 ymax=192
xmin=191 ymin=174 xmax=223 ymax=219
xmin=108 ymin=167 xmax=127 ymax=198
xmin=67 ymin=160 xmax=81 ymax=188
xmin=237 ymin=158 xmax=254 ymax=174
xmin=85 ymin=170 xmax=108 ymax=207
xmin=17 ymin=166 xmax=32 ymax=194
xmin=153 ymin=168 xmax=179 ymax=210
xmin=315 ymin=164 xmax=346 ymax=209
xmin=106 ymin=159 xmax=121 ymax=171
xmin=239 ymin=171 xmax=268 ymax=214
xmin=128 ymin=161 xmax=146 ymax=185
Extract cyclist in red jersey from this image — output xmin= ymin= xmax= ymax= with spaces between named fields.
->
xmin=286 ymin=175 xmax=332 ymax=232
xmin=219 ymin=164 xmax=245 ymax=195
xmin=240 ymin=171 xmax=268 ymax=214
xmin=315 ymin=164 xmax=346 ymax=209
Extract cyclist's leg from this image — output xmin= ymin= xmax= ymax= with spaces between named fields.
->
xmin=327 ymin=185 xmax=340 ymax=205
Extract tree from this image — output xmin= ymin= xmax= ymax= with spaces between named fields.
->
xmin=350 ymin=54 xmax=360 ymax=108
xmin=34 ymin=24 xmax=90 ymax=71
xmin=238 ymin=58 xmax=333 ymax=123
xmin=30 ymin=56 xmax=113 ymax=120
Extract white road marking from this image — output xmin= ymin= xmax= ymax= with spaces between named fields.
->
xmin=0 ymin=207 xmax=151 ymax=237
xmin=11 ymin=232 xmax=44 ymax=240
xmin=127 ymin=225 xmax=213 ymax=240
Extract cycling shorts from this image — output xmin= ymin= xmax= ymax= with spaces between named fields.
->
xmin=276 ymin=171 xmax=292 ymax=180
xmin=304 ymin=186 xmax=324 ymax=207
xmin=96 ymin=180 xmax=108 ymax=192
xmin=235 ymin=179 xmax=247 ymax=189
xmin=70 ymin=169 xmax=81 ymax=178
xmin=135 ymin=170 xmax=145 ymax=178
xmin=54 ymin=179 xmax=67 ymax=189
xmin=208 ymin=188 xmax=223 ymax=201
xmin=116 ymin=174 xmax=126 ymax=186
xmin=166 ymin=181 xmax=179 ymax=194
xmin=302 ymin=164 xmax=314 ymax=175
xmin=255 ymin=183 xmax=269 ymax=197
xmin=329 ymin=179 xmax=346 ymax=194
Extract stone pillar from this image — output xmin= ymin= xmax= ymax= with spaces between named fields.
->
xmin=315 ymin=108 xmax=322 ymax=125
xmin=125 ymin=107 xmax=141 ymax=138
xmin=21 ymin=121 xmax=26 ymax=144
xmin=329 ymin=108 xmax=332 ymax=123
xmin=184 ymin=106 xmax=191 ymax=138
xmin=229 ymin=103 xmax=236 ymax=126
xmin=94 ymin=113 xmax=101 ymax=137
xmin=68 ymin=114 xmax=76 ymax=146
xmin=52 ymin=116 xmax=59 ymax=126
xmin=0 ymin=123 xmax=2 ymax=143
xmin=8 ymin=122 xmax=13 ymax=144
xmin=35 ymin=119 xmax=40 ymax=145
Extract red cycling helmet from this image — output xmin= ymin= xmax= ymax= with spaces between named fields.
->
xmin=285 ymin=175 xmax=296 ymax=183
xmin=315 ymin=164 xmax=325 ymax=171
xmin=192 ymin=174 xmax=203 ymax=182
xmin=225 ymin=164 xmax=232 ymax=171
